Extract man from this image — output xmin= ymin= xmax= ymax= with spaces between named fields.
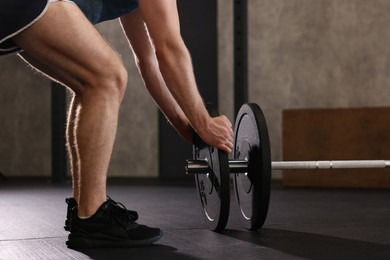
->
xmin=1 ymin=0 xmax=233 ymax=248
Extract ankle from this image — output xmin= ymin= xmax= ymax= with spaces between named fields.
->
xmin=78 ymin=199 xmax=106 ymax=217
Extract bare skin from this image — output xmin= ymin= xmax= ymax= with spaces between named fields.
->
xmin=137 ymin=0 xmax=233 ymax=152
xmin=120 ymin=11 xmax=193 ymax=143
xmin=13 ymin=2 xmax=126 ymax=216
xmin=12 ymin=0 xmax=233 ymax=217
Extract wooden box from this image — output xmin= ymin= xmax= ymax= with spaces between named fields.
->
xmin=282 ymin=107 xmax=390 ymax=188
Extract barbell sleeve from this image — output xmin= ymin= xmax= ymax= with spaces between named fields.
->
xmin=185 ymin=160 xmax=210 ymax=174
xmin=185 ymin=159 xmax=390 ymax=174
xmin=185 ymin=159 xmax=249 ymax=174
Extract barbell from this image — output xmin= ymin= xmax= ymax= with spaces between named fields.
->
xmin=186 ymin=160 xmax=390 ymax=173
xmin=185 ymin=103 xmax=390 ymax=232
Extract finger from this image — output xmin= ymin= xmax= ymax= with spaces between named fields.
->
xmin=220 ymin=143 xmax=232 ymax=154
xmin=226 ymin=146 xmax=232 ymax=154
xmin=227 ymin=141 xmax=234 ymax=150
xmin=224 ymin=116 xmax=233 ymax=128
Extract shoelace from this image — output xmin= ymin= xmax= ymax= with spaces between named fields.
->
xmin=106 ymin=197 xmax=138 ymax=223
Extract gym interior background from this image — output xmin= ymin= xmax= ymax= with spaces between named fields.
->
xmin=2 ymin=0 xmax=390 ymax=180
xmin=0 ymin=1 xmax=390 ymax=259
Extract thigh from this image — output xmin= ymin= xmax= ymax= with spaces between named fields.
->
xmin=12 ymin=1 xmax=122 ymax=91
xmin=19 ymin=52 xmax=81 ymax=90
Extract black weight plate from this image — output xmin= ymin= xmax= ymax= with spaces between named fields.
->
xmin=193 ymin=107 xmax=230 ymax=232
xmin=233 ymin=103 xmax=271 ymax=231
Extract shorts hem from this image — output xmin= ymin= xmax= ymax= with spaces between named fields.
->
xmin=0 ymin=0 xmax=50 ymax=54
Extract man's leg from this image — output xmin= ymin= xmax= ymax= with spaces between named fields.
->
xmin=20 ymin=52 xmax=81 ymax=203
xmin=67 ymin=94 xmax=81 ymax=202
xmin=13 ymin=2 xmax=127 ymax=216
xmin=13 ymin=2 xmax=162 ymax=248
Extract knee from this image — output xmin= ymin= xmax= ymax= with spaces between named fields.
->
xmin=102 ymin=64 xmax=128 ymax=102
xmin=76 ymin=55 xmax=128 ymax=103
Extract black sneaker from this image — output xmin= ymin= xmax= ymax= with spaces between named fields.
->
xmin=66 ymin=200 xmax=162 ymax=248
xmin=106 ymin=196 xmax=139 ymax=222
xmin=64 ymin=197 xmax=139 ymax=231
xmin=64 ymin=198 xmax=78 ymax=231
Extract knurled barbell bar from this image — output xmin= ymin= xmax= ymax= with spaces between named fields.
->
xmin=186 ymin=103 xmax=390 ymax=232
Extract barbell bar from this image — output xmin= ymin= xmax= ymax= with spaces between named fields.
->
xmin=185 ymin=159 xmax=390 ymax=174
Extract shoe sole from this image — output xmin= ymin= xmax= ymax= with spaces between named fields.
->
xmin=66 ymin=230 xmax=163 ymax=249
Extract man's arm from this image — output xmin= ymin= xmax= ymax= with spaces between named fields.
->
xmin=120 ymin=11 xmax=193 ymax=143
xmin=138 ymin=0 xmax=233 ymax=153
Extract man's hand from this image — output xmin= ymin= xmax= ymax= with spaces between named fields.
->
xmin=196 ymin=115 xmax=233 ymax=154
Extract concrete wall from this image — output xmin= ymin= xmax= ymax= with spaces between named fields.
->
xmin=0 ymin=56 xmax=51 ymax=177
xmin=2 ymin=0 xmax=390 ymax=178
xmin=219 ymin=0 xmax=390 ymax=178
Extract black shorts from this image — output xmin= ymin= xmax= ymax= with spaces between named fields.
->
xmin=0 ymin=0 xmax=49 ymax=56
xmin=0 ymin=0 xmax=139 ymax=57
xmin=73 ymin=0 xmax=138 ymax=24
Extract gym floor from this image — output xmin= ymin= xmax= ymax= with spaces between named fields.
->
xmin=0 ymin=179 xmax=389 ymax=260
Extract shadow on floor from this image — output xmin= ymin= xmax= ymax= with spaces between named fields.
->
xmin=223 ymin=228 xmax=390 ymax=260
xmin=70 ymin=244 xmax=203 ymax=260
